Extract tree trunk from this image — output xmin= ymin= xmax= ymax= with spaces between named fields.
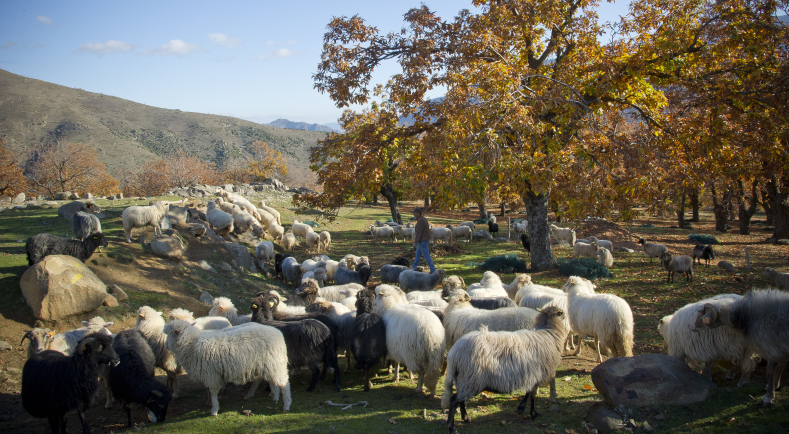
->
xmin=765 ymin=174 xmax=789 ymax=239
xmin=478 ymin=201 xmax=487 ymax=221
xmin=710 ymin=182 xmax=729 ymax=233
xmin=380 ymin=184 xmax=402 ymax=225
xmin=737 ymin=180 xmax=759 ymax=235
xmin=689 ymin=189 xmax=701 ymax=222
xmin=424 ymin=195 xmax=431 ymax=211
xmin=372 ymin=195 xmax=378 ymax=205
xmin=522 ymin=188 xmax=555 ymax=271
xmin=500 ymin=202 xmax=505 ymax=217
xmin=677 ymin=193 xmax=686 ymax=229
xmin=762 ymin=184 xmax=774 ymax=225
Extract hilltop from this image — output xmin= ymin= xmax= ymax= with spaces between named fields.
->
xmin=267 ymin=118 xmax=338 ymax=133
xmin=0 ymin=69 xmax=327 ymax=180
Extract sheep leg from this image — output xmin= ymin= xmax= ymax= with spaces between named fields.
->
xmin=394 ymin=362 xmax=400 ymax=382
xmin=447 ymin=394 xmax=460 ymax=434
xmin=102 ymin=375 xmax=114 ymax=409
xmin=209 ymin=387 xmax=221 ymax=416
xmin=78 ymin=407 xmax=91 ymax=434
xmin=516 ymin=390 xmax=533 ymax=418
xmin=124 ymin=402 xmax=134 ymax=427
xmin=549 ymin=377 xmax=557 ymax=402
xmin=703 ymin=363 xmax=712 ymax=380
xmin=244 ymin=379 xmax=262 ymax=399
xmin=167 ymin=370 xmax=179 ymax=398
xmin=47 ymin=415 xmax=60 ymax=434
xmin=459 ymin=400 xmax=470 ymax=423
xmin=416 ymin=373 xmax=424 ymax=393
xmin=364 ymin=368 xmax=372 ymax=392
xmin=594 ymin=336 xmax=603 ymax=363
xmin=330 ymin=350 xmax=342 ymax=392
xmin=573 ymin=338 xmax=582 ymax=357
xmin=775 ymin=361 xmax=787 ymax=390
xmin=306 ymin=365 xmax=321 ymax=392
xmin=409 ymin=369 xmax=414 ymax=380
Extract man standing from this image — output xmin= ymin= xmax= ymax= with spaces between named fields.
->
xmin=411 ymin=207 xmax=436 ymax=273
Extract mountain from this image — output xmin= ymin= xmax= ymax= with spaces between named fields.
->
xmin=0 ymin=69 xmax=328 ymax=179
xmin=267 ymin=118 xmax=338 ymax=133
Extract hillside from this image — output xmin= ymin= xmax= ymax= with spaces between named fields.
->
xmin=267 ymin=118 xmax=337 ymax=133
xmin=0 ymin=69 xmax=327 ymax=180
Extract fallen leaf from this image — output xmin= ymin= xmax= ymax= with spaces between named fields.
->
xmin=501 ymin=420 xmax=509 ymax=426
xmin=388 ymin=418 xmax=398 ymax=425
xmin=583 ymin=384 xmax=593 ymax=390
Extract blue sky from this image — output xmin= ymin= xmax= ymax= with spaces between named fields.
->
xmin=0 ymin=0 xmax=631 ymax=126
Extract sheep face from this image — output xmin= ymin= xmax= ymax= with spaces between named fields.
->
xmin=693 ymin=303 xmax=726 ymax=330
xmin=296 ymin=279 xmax=319 ymax=295
xmin=136 ymin=307 xmax=163 ymax=328
xmin=305 ymin=301 xmax=331 ymax=314
xmin=78 ymin=335 xmax=120 ymax=367
xmin=21 ymin=328 xmax=55 ymax=354
xmin=143 ymin=389 xmax=170 ymax=424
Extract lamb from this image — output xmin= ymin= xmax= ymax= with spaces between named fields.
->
xmin=692 ymin=289 xmax=789 ymax=405
xmin=205 ymin=202 xmax=234 ymax=236
xmin=255 ymin=240 xmax=275 ymax=265
xmin=549 ymin=224 xmax=576 ymax=246
xmin=691 ymin=244 xmax=715 ymax=268
xmin=637 ymin=237 xmax=668 ymax=262
xmin=597 ymin=247 xmax=614 ymax=268
xmin=380 ymin=264 xmax=417 ymax=284
xmin=467 ymin=272 xmax=530 ymax=299
xmin=399 ymin=268 xmax=447 ymax=292
xmin=369 ymin=224 xmax=395 ymax=243
xmin=573 ymin=240 xmax=599 ymax=259
xmin=442 ymin=306 xmax=568 ymax=433
xmin=442 ymin=292 xmax=541 ymax=351
xmin=514 ymin=283 xmax=565 ymax=305
xmin=513 ymin=221 xmax=529 ymax=236
xmin=292 ymin=219 xmax=315 ymax=238
xmin=430 ymin=227 xmax=453 ymax=245
xmin=459 ymin=221 xmax=476 ymax=230
xmin=282 ymin=232 xmax=297 ymax=252
xmin=350 ymin=289 xmax=387 ymax=391
xmin=305 ymin=231 xmax=322 ymax=251
xmin=302 ymin=268 xmax=327 ymax=287
xmin=335 ymin=264 xmax=372 ymax=286
xmin=659 ymin=252 xmax=693 ymax=283
xmin=258 ymin=200 xmax=282 ymax=224
xmin=763 ymin=267 xmax=789 ymax=290
xmin=566 ymin=276 xmax=634 ymax=362
xmin=163 ymin=319 xmax=292 ymax=415
xmin=268 ymin=221 xmax=285 ymax=241
xmin=108 ymin=330 xmax=171 ymax=427
xmin=319 ymin=230 xmax=332 ymax=251
xmin=26 ymin=232 xmax=108 ymax=266
xmin=20 ymin=328 xmax=54 ymax=359
xmin=446 ymin=224 xmax=472 ymax=243
xmin=72 ymin=211 xmax=102 ymax=242
xmin=209 ymin=296 xmax=252 ymax=325
xmin=658 ymin=294 xmax=756 ymax=387
xmin=21 ymin=335 xmax=119 ymax=434
xmin=250 ymin=294 xmax=341 ymax=392
xmin=487 ymin=221 xmax=499 ymax=237
xmin=122 ymin=201 xmax=168 ymax=243
xmin=136 ymin=307 xmax=181 ymax=397
xmin=588 ymin=236 xmax=613 ymax=251
xmin=375 ymin=285 xmax=445 ymax=395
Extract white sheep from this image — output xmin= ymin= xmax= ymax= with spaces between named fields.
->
xmin=518 ymin=290 xmax=575 ymax=350
xmin=763 ymin=267 xmax=789 ymax=290
xmin=513 ymin=221 xmax=529 ymax=236
xmin=122 ymin=201 xmax=168 ymax=243
xmin=459 ymin=221 xmax=476 ymax=230
xmin=588 ymin=236 xmax=613 ymax=251
xmin=166 ymin=308 xmax=233 ymax=330
xmin=637 ymin=237 xmax=668 ymax=263
xmin=282 ymin=232 xmax=297 ymax=252
xmin=291 ymin=220 xmax=314 ymax=238
xmin=259 ymin=201 xmax=282 ymax=225
xmin=446 ymin=224 xmax=472 ymax=243
xmin=216 ymin=188 xmax=263 ymax=222
xmin=514 ymin=282 xmax=565 ymax=305
xmin=549 ymin=224 xmax=576 ymax=246
xmin=368 ymin=225 xmax=395 ymax=243
xmin=573 ymin=240 xmax=599 ymax=258
xmin=319 ymin=230 xmax=332 ymax=251
xmin=467 ymin=272 xmax=530 ymax=299
xmin=231 ymin=205 xmax=259 ymax=234
xmin=566 ymin=276 xmax=633 ymax=362
xmin=375 ymin=285 xmax=445 ymax=395
xmin=136 ymin=307 xmax=181 ymax=397
xmin=208 ymin=296 xmax=251 ymax=325
xmin=658 ymin=294 xmax=756 ymax=387
xmin=48 ymin=316 xmax=114 ymax=356
xmin=399 ymin=269 xmax=447 ymax=292
xmin=400 ymin=226 xmax=415 ymax=243
xmin=163 ymin=320 xmax=291 ymax=415
xmin=206 ymin=202 xmax=234 ymax=236
xmin=268 ymin=221 xmax=285 ymax=241
xmin=255 ymin=240 xmax=275 ymax=265
xmin=214 ymin=197 xmax=236 ymax=214
xmin=597 ymin=247 xmax=614 ymax=268
xmin=442 ymin=306 xmax=567 ymax=430
xmin=301 ymin=269 xmax=327 ymax=287
xmin=315 ymin=283 xmax=364 ymax=302
xmin=305 ymin=231 xmax=322 ymax=252
xmin=430 ymin=227 xmax=452 ymax=245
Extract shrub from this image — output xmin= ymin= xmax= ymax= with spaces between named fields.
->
xmin=479 ymin=253 xmax=528 ymax=273
xmin=557 ymin=257 xmax=610 ymax=280
xmin=688 ymin=234 xmax=719 ymax=245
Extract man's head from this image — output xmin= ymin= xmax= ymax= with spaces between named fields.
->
xmin=413 ymin=207 xmax=423 ymax=217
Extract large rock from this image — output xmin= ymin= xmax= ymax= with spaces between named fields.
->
xmin=166 ymin=205 xmax=189 ymax=225
xmin=58 ymin=201 xmax=100 ymax=220
xmin=53 ymin=192 xmax=71 ymax=200
xmin=12 ymin=193 xmax=25 ymax=204
xmin=150 ymin=237 xmax=184 ymax=261
xmin=591 ymin=354 xmax=716 ymax=407
xmin=20 ymin=255 xmax=109 ymax=320
xmin=224 ymin=242 xmax=253 ymax=272
xmin=472 ymin=230 xmax=494 ymax=241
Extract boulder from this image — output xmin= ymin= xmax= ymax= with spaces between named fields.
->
xmin=53 ymin=192 xmax=71 ymax=200
xmin=472 ymin=230 xmax=494 ymax=241
xmin=199 ymin=290 xmax=214 ymax=305
xmin=58 ymin=201 xmax=91 ymax=220
xmin=166 ymin=205 xmax=189 ymax=225
xmin=12 ymin=193 xmax=25 ymax=204
xmin=150 ymin=237 xmax=184 ymax=261
xmin=188 ymin=224 xmax=207 ymax=238
xmin=587 ymin=405 xmax=625 ymax=433
xmin=718 ymin=261 xmax=736 ymax=272
xmin=83 ymin=193 xmax=92 ymax=200
xmin=107 ymin=284 xmax=128 ymax=301
xmin=102 ymin=295 xmax=119 ymax=307
xmin=20 ymin=255 xmax=109 ymax=320
xmin=776 ymin=239 xmax=789 ymax=246
xmin=0 ymin=196 xmax=10 ymax=205
xmin=224 ymin=242 xmax=253 ymax=272
xmin=591 ymin=354 xmax=716 ymax=407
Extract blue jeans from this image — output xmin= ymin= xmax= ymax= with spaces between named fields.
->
xmin=412 ymin=240 xmax=436 ymax=273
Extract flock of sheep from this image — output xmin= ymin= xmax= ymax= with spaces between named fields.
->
xmin=16 ymin=190 xmax=789 ymax=434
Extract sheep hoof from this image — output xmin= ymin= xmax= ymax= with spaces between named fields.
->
xmin=462 ymin=415 xmax=471 ymax=423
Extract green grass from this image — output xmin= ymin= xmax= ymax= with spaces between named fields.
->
xmin=1 ymin=200 xmax=787 ymax=433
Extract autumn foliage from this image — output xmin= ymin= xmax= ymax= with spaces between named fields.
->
xmin=26 ymin=141 xmax=119 ymax=197
xmin=120 ymin=150 xmax=220 ymax=197
xmin=0 ymin=138 xmax=27 ymax=198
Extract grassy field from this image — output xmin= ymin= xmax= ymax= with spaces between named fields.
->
xmin=0 ymin=197 xmax=787 ymax=433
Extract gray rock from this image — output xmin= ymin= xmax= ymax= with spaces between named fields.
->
xmin=654 ymin=413 xmax=665 ymax=421
xmin=12 ymin=193 xmax=25 ymax=204
xmin=224 ymin=242 xmax=253 ymax=272
xmin=549 ymin=405 xmax=559 ymax=413
xmin=150 ymin=237 xmax=184 ymax=261
xmin=199 ymin=290 xmax=214 ymax=305
xmin=102 ymin=294 xmax=119 ymax=308
xmin=166 ymin=205 xmax=189 ymax=226
xmin=642 ymin=421 xmax=653 ymax=432
xmin=776 ymin=239 xmax=789 ymax=246
xmin=58 ymin=201 xmax=100 ymax=220
xmin=250 ymin=263 xmax=259 ymax=274
xmin=591 ymin=353 xmax=716 ymax=407
xmin=619 ymin=247 xmax=634 ymax=253
xmin=13 ymin=205 xmax=25 ymax=210
xmin=188 ymin=224 xmax=207 ymax=237
xmin=0 ymin=195 xmax=10 ymax=205
xmin=53 ymin=192 xmax=71 ymax=201
xmin=0 ymin=341 xmax=12 ymax=351
xmin=107 ymin=284 xmax=128 ymax=301
xmin=472 ymin=230 xmax=494 ymax=241
xmin=219 ymin=261 xmax=233 ymax=272
xmin=196 ymin=260 xmax=217 ymax=274
xmin=20 ymin=255 xmax=109 ymax=320
xmin=718 ymin=261 xmax=736 ymax=272
xmin=68 ymin=193 xmax=79 ymax=200
xmin=587 ymin=406 xmax=625 ymax=433
xmin=83 ymin=193 xmax=92 ymax=200
xmin=0 ymin=207 xmax=7 ymax=213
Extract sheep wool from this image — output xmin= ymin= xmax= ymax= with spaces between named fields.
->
xmin=208 ymin=297 xmax=252 ymax=325
xmin=305 ymin=231 xmax=322 ymax=251
xmin=443 ymin=292 xmax=540 ymax=350
xmin=122 ymin=201 xmax=168 ymax=243
xmin=597 ymin=247 xmax=614 ymax=268
xmin=20 ymin=328 xmax=55 ymax=360
xmin=763 ymin=267 xmax=789 ymax=290
xmin=282 ymin=232 xmax=297 ymax=252
xmin=255 ymin=240 xmax=275 ymax=265
xmin=637 ymin=237 xmax=668 ymax=263
xmin=399 ymin=269 xmax=447 ymax=292
xmin=72 ymin=211 xmax=102 ymax=241
xmin=135 ymin=307 xmax=181 ymax=397
xmin=205 ymin=202 xmax=234 ymax=236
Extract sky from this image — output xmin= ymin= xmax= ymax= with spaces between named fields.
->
xmin=0 ymin=0 xmax=632 ymax=126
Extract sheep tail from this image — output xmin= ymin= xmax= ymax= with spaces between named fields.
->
xmin=441 ymin=364 xmax=455 ymax=409
xmin=613 ymin=327 xmax=634 ymax=358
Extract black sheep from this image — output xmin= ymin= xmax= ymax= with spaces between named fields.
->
xmin=391 ymin=257 xmax=410 ymax=267
xmin=520 ymin=233 xmax=531 ymax=253
xmin=692 ymin=244 xmax=715 ymax=268
xmin=488 ymin=221 xmax=499 ymax=237
xmin=22 ymin=335 xmax=119 ymax=434
xmin=274 ymin=253 xmax=285 ymax=278
xmin=351 ymin=289 xmax=387 ymax=391
xmin=470 ymin=297 xmax=518 ymax=310
xmin=250 ymin=294 xmax=341 ymax=392
xmin=109 ymin=330 xmax=171 ymax=427
xmin=26 ymin=232 xmax=108 ymax=266
xmin=334 ymin=264 xmax=372 ymax=286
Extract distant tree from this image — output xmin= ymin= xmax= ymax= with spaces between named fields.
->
xmin=26 ymin=140 xmax=118 ymax=197
xmin=221 ymin=159 xmax=255 ymax=184
xmin=120 ymin=150 xmax=220 ymax=197
xmin=247 ymin=141 xmax=288 ymax=182
xmin=0 ymin=138 xmax=27 ymax=197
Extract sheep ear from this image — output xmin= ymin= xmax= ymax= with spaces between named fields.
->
xmin=157 ymin=311 xmax=163 ymax=316
xmin=48 ymin=331 xmax=56 ymax=338
xmin=701 ymin=303 xmax=718 ymax=325
xmin=104 ymin=322 xmax=114 ymax=328
xmin=139 ymin=313 xmax=145 ymax=319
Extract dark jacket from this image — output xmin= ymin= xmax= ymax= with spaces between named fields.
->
xmin=413 ymin=215 xmax=430 ymax=244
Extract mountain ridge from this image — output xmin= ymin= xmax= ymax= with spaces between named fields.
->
xmin=267 ymin=118 xmax=338 ymax=133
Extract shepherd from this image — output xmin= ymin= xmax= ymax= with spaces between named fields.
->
xmin=411 ymin=207 xmax=437 ymax=273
